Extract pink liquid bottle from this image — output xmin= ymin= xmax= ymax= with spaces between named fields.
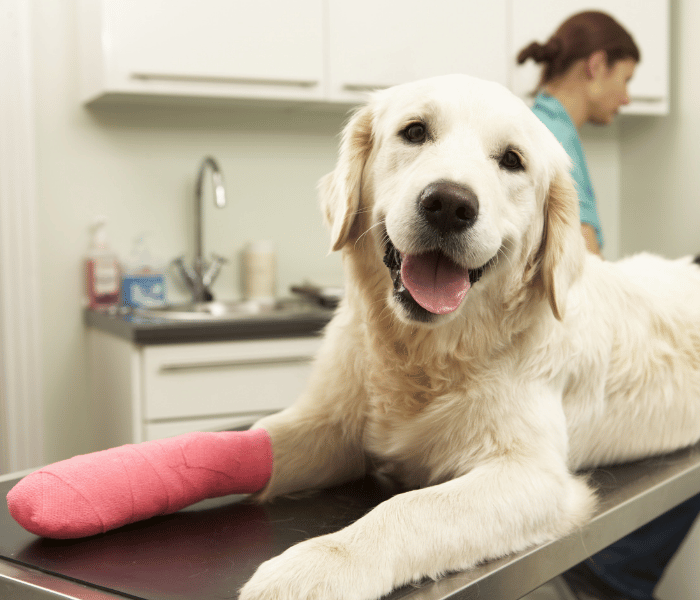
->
xmin=85 ymin=217 xmax=120 ymax=310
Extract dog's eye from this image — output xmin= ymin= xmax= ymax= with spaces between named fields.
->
xmin=499 ymin=149 xmax=524 ymax=171
xmin=401 ymin=122 xmax=428 ymax=144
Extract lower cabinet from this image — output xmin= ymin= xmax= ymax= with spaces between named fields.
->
xmin=88 ymin=329 xmax=321 ymax=447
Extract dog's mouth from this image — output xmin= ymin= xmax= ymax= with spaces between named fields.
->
xmin=383 ymin=238 xmax=490 ymax=319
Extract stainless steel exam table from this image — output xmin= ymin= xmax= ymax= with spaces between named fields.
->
xmin=2 ymin=443 xmax=700 ymax=600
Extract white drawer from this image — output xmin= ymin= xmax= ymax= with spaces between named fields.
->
xmin=142 ymin=338 xmax=320 ymax=420
xmin=144 ymin=413 xmax=269 ymax=441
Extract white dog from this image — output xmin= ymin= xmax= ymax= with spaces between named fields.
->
xmin=239 ymin=74 xmax=700 ymax=600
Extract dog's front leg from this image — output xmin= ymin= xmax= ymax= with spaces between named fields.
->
xmin=252 ymin=402 xmax=365 ymax=501
xmin=251 ymin=320 xmax=369 ymax=500
xmin=239 ymin=453 xmax=596 ymax=600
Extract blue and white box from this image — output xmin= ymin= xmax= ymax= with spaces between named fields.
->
xmin=121 ymin=274 xmax=166 ymax=308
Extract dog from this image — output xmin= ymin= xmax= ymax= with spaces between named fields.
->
xmin=239 ymin=74 xmax=700 ymax=600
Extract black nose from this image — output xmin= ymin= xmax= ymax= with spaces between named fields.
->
xmin=418 ymin=181 xmax=479 ymax=233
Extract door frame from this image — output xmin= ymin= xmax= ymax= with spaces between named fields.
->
xmin=0 ymin=0 xmax=44 ymax=472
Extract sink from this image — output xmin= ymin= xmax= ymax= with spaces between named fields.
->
xmin=134 ymin=299 xmax=324 ymax=322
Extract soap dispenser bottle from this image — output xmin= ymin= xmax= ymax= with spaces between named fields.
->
xmin=85 ymin=217 xmax=120 ymax=310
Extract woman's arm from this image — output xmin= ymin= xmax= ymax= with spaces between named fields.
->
xmin=581 ymin=223 xmax=602 ymax=256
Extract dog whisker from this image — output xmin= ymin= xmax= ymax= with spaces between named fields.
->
xmin=354 ymin=221 xmax=385 ymax=250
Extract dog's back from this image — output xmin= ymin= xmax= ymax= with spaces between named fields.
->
xmin=565 ymin=253 xmax=700 ymax=469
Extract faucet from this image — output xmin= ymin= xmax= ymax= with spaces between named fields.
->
xmin=174 ymin=156 xmax=227 ymax=303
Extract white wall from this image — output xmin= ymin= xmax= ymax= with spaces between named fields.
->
xmin=619 ymin=0 xmax=700 ymax=259
xmin=31 ymin=0 xmax=346 ymax=462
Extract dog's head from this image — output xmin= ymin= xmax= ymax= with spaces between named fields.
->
xmin=320 ymin=75 xmax=585 ymax=326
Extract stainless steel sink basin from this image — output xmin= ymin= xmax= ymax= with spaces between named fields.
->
xmin=134 ymin=299 xmax=323 ymax=322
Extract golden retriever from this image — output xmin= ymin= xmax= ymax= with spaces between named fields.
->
xmin=239 ymin=74 xmax=700 ymax=600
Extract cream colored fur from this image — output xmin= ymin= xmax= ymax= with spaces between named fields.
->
xmin=239 ymin=75 xmax=700 ymax=600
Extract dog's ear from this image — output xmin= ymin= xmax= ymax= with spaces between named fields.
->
xmin=539 ymin=171 xmax=586 ymax=321
xmin=319 ymin=105 xmax=374 ymax=252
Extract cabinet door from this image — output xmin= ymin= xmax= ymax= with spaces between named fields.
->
xmin=509 ymin=0 xmax=669 ymax=114
xmin=327 ymin=0 xmax=509 ymax=103
xmin=142 ymin=338 xmax=321 ymax=421
xmin=80 ymin=0 xmax=324 ymax=102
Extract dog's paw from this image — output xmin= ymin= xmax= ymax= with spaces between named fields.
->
xmin=238 ymin=534 xmax=388 ymax=600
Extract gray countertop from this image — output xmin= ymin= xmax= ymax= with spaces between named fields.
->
xmin=84 ymin=302 xmax=334 ymax=344
xmin=3 ymin=442 xmax=700 ymax=600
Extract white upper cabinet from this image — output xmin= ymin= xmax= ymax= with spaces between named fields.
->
xmin=509 ymin=0 xmax=670 ymax=115
xmin=78 ymin=0 xmax=668 ymax=115
xmin=326 ymin=0 xmax=509 ymax=103
xmin=79 ymin=0 xmax=324 ymax=103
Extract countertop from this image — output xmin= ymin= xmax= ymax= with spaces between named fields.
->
xmin=3 ymin=442 xmax=700 ymax=600
xmin=84 ymin=302 xmax=334 ymax=344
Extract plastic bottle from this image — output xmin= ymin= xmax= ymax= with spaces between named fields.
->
xmin=86 ymin=217 xmax=120 ymax=310
xmin=120 ymin=234 xmax=167 ymax=308
xmin=243 ymin=240 xmax=276 ymax=305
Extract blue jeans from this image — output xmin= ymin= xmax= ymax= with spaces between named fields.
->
xmin=569 ymin=493 xmax=700 ymax=599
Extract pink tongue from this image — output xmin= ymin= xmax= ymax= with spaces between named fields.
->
xmin=400 ymin=252 xmax=470 ymax=314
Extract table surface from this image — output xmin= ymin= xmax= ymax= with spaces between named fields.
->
xmin=3 ymin=443 xmax=700 ymax=600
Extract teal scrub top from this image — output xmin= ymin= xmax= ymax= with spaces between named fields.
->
xmin=531 ymin=92 xmax=604 ymax=248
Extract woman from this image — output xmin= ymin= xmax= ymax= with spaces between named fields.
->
xmin=519 ymin=12 xmax=700 ymax=600
xmin=518 ymin=10 xmax=638 ymax=256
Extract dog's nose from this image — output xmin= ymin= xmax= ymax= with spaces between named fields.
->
xmin=418 ymin=181 xmax=479 ymax=233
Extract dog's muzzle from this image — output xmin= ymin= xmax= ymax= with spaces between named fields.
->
xmin=381 ymin=181 xmax=492 ymax=321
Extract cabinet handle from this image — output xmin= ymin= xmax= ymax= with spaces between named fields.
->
xmin=628 ymin=95 xmax=665 ymax=103
xmin=159 ymin=355 xmax=313 ymax=373
xmin=131 ymin=72 xmax=320 ymax=88
xmin=342 ymin=83 xmax=391 ymax=92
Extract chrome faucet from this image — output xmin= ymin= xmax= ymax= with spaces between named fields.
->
xmin=174 ymin=156 xmax=227 ymax=303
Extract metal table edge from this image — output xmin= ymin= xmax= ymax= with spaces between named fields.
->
xmin=0 ymin=560 xmax=134 ymax=600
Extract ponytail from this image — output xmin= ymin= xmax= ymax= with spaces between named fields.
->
xmin=517 ymin=11 xmax=640 ymax=92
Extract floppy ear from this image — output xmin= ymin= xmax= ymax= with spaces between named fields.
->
xmin=539 ymin=171 xmax=586 ymax=320
xmin=319 ymin=105 xmax=374 ymax=252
